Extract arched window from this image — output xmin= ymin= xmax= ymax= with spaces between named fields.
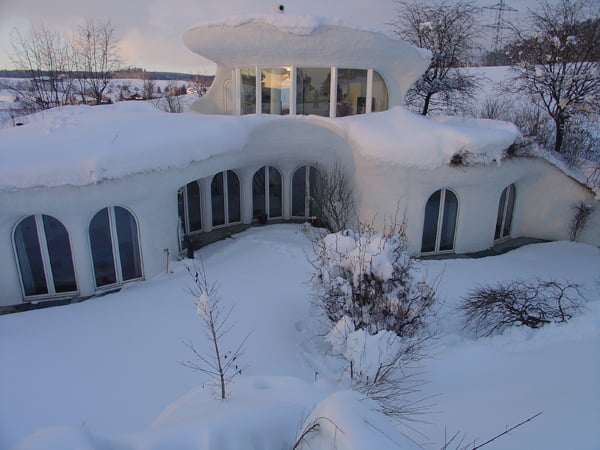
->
xmin=14 ymin=215 xmax=77 ymax=298
xmin=421 ymin=189 xmax=458 ymax=253
xmin=252 ymin=166 xmax=283 ymax=220
xmin=292 ymin=165 xmax=321 ymax=218
xmin=495 ymin=184 xmax=516 ymax=241
xmin=211 ymin=170 xmax=241 ymax=227
xmin=178 ymin=181 xmax=202 ymax=235
xmin=89 ymin=206 xmax=142 ymax=288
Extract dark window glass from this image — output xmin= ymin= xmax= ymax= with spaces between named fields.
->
xmin=253 ymin=167 xmax=266 ymax=218
xmin=292 ymin=166 xmax=307 ymax=216
xmin=296 ymin=68 xmax=331 ymax=117
xmin=269 ymin=167 xmax=283 ymax=218
xmin=309 ymin=166 xmax=322 ymax=217
xmin=211 ymin=172 xmax=225 ymax=226
xmin=494 ymin=188 xmax=507 ymax=240
xmin=187 ymin=181 xmax=202 ymax=232
xmin=439 ymin=190 xmax=458 ymax=251
xmin=90 ymin=208 xmax=117 ymax=287
xmin=177 ymin=188 xmax=187 ymax=234
xmin=503 ymin=184 xmax=515 ymax=238
xmin=14 ymin=216 xmax=48 ymax=296
xmin=114 ymin=207 xmax=142 ymax=281
xmin=421 ymin=190 xmax=441 ymax=253
xmin=42 ymin=215 xmax=76 ymax=293
xmin=227 ymin=170 xmax=241 ymax=223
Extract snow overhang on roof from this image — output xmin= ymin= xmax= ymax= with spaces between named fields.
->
xmin=183 ymin=14 xmax=431 ymax=97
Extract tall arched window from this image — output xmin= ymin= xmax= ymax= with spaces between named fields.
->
xmin=211 ymin=170 xmax=241 ymax=227
xmin=14 ymin=215 xmax=77 ymax=298
xmin=421 ymin=189 xmax=458 ymax=253
xmin=253 ymin=166 xmax=283 ymax=220
xmin=178 ymin=180 xmax=202 ymax=235
xmin=89 ymin=206 xmax=142 ymax=288
xmin=292 ymin=165 xmax=321 ymax=217
xmin=495 ymin=184 xmax=516 ymax=241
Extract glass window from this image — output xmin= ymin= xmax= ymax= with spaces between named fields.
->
xmin=337 ymin=69 xmax=367 ymax=117
xmin=269 ymin=167 xmax=283 ymax=218
xmin=253 ymin=166 xmax=283 ymax=220
xmin=421 ymin=189 xmax=458 ymax=253
xmin=227 ymin=170 xmax=241 ymax=223
xmin=186 ymin=181 xmax=203 ymax=233
xmin=252 ymin=167 xmax=266 ymax=218
xmin=212 ymin=170 xmax=240 ymax=226
xmin=90 ymin=208 xmax=117 ymax=287
xmin=495 ymin=184 xmax=516 ymax=241
xmin=292 ymin=165 xmax=321 ymax=217
xmin=14 ymin=216 xmax=48 ymax=296
xmin=43 ymin=215 xmax=77 ymax=293
xmin=211 ymin=172 xmax=225 ymax=226
xmin=90 ymin=207 xmax=142 ymax=288
xmin=240 ymin=68 xmax=256 ymax=115
xmin=296 ymin=68 xmax=331 ymax=117
xmin=14 ymin=215 xmax=77 ymax=298
xmin=372 ymin=71 xmax=389 ymax=112
xmin=261 ymin=67 xmax=291 ymax=115
xmin=115 ymin=207 xmax=142 ymax=282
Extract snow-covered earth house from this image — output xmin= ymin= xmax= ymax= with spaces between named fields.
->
xmin=0 ymin=14 xmax=598 ymax=307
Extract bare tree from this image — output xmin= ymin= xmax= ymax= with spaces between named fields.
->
xmin=71 ymin=19 xmax=122 ymax=105
xmin=7 ymin=25 xmax=75 ymax=110
xmin=390 ymin=0 xmax=482 ymax=115
xmin=154 ymin=81 xmax=184 ymax=113
xmin=507 ymin=0 xmax=600 ymax=154
xmin=180 ymin=264 xmax=249 ymax=400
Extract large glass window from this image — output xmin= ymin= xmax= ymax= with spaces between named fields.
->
xmin=14 ymin=215 xmax=77 ymax=298
xmin=421 ymin=189 xmax=458 ymax=253
xmin=211 ymin=170 xmax=241 ymax=227
xmin=292 ymin=165 xmax=322 ymax=217
xmin=240 ymin=68 xmax=256 ymax=115
xmin=90 ymin=206 xmax=142 ymax=288
xmin=336 ymin=69 xmax=368 ymax=117
xmin=494 ymin=184 xmax=516 ymax=241
xmin=372 ymin=71 xmax=389 ymax=112
xmin=261 ymin=67 xmax=291 ymax=115
xmin=253 ymin=166 xmax=283 ymax=220
xmin=296 ymin=68 xmax=331 ymax=117
xmin=178 ymin=181 xmax=202 ymax=235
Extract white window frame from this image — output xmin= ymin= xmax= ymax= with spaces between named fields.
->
xmin=211 ymin=170 xmax=242 ymax=228
xmin=13 ymin=214 xmax=79 ymax=300
xmin=422 ymin=188 xmax=459 ymax=255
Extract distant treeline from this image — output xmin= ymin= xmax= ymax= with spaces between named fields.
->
xmin=0 ymin=68 xmax=214 ymax=84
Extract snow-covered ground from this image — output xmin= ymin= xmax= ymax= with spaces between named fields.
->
xmin=1 ymin=224 xmax=598 ymax=449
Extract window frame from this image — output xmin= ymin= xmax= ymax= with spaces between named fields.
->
xmin=252 ymin=165 xmax=283 ymax=221
xmin=88 ymin=206 xmax=144 ymax=290
xmin=421 ymin=188 xmax=459 ymax=255
xmin=494 ymin=184 xmax=516 ymax=242
xmin=13 ymin=214 xmax=79 ymax=301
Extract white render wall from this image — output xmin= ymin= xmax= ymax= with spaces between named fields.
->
xmin=1 ymin=121 xmax=598 ymax=306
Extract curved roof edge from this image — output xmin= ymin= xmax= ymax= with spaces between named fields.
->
xmin=183 ymin=14 xmax=431 ymax=95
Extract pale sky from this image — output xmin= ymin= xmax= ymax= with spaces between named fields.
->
xmin=0 ymin=0 xmax=525 ymax=74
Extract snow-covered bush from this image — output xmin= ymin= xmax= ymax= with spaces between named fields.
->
xmin=312 ymin=222 xmax=437 ymax=338
xmin=459 ymin=278 xmax=586 ymax=337
xmin=311 ymin=221 xmax=438 ymax=421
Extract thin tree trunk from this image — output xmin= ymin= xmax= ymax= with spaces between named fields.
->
xmin=421 ymin=92 xmax=432 ymax=116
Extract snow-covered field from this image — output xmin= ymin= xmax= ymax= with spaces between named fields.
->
xmin=1 ymin=224 xmax=599 ymax=449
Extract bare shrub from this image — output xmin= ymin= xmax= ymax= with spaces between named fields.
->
xmin=314 ymin=159 xmax=356 ymax=233
xmin=459 ymin=278 xmax=585 ymax=337
xmin=179 ymin=263 xmax=249 ymax=400
xmin=569 ymin=201 xmax=594 ymax=241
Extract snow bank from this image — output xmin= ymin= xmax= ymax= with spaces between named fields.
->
xmin=0 ymin=102 xmax=520 ymax=191
xmin=337 ymin=107 xmax=520 ymax=168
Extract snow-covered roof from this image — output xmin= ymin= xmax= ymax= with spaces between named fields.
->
xmin=0 ymin=102 xmax=520 ymax=192
xmin=183 ymin=14 xmax=431 ymax=98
